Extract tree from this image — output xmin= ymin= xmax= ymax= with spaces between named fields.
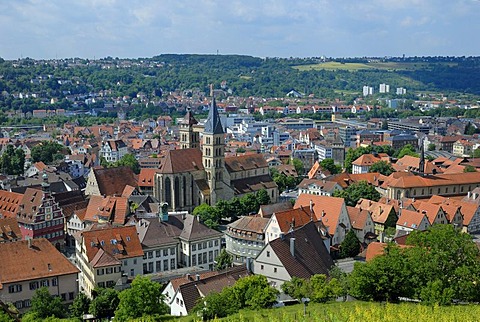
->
xmin=30 ymin=141 xmax=67 ymax=164
xmin=28 ymin=287 xmax=65 ymax=319
xmin=333 ymin=180 xmax=380 ymax=206
xmin=231 ymin=275 xmax=279 ymax=310
xmin=89 ymin=288 xmax=119 ymax=320
xmin=291 ymin=158 xmax=305 ymax=176
xmin=464 ymin=165 xmax=477 ymax=173
xmin=215 ymin=249 xmax=233 ymax=271
xmin=69 ymin=292 xmax=91 ymax=319
xmin=193 ymin=203 xmax=220 ymax=229
xmin=427 ymin=143 xmax=436 ymax=151
xmin=474 ymin=148 xmax=480 ymax=158
xmin=320 ymin=158 xmax=341 ymax=175
xmin=396 ymin=144 xmax=419 ymax=158
xmin=113 ymin=153 xmax=140 ymax=174
xmin=0 ymin=144 xmax=25 ymax=175
xmin=115 ymin=276 xmax=168 ymax=321
xmin=240 ymin=193 xmax=259 ymax=215
xmin=256 ymin=189 xmax=271 ymax=206
xmin=281 ymin=276 xmax=310 ymax=300
xmin=339 ymin=230 xmax=361 ymax=258
xmin=369 ymin=160 xmax=394 ymax=176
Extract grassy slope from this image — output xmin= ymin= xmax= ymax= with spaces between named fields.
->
xmin=171 ymin=301 xmax=480 ymax=322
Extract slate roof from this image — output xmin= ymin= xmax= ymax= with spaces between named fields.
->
xmin=179 ymin=265 xmax=249 ymax=313
xmin=93 ymin=166 xmax=138 ymax=196
xmin=158 ymin=148 xmax=203 ymax=174
xmin=0 ymin=238 xmax=79 ymax=288
xmin=179 ymin=214 xmax=223 ymax=242
xmin=203 ymin=98 xmax=224 ymax=135
xmin=258 ymin=202 xmax=293 ymax=218
xmin=225 ymin=154 xmax=268 ymax=173
xmin=268 ymin=222 xmax=333 ymax=279
xmin=231 ymin=175 xmax=277 ymax=195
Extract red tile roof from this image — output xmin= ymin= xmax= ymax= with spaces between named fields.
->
xmin=0 ymin=238 xmax=79 ymax=288
xmin=0 ymin=217 xmax=22 ymax=242
xmin=0 ymin=190 xmax=23 ymax=219
xmin=295 ymin=194 xmax=345 ymax=234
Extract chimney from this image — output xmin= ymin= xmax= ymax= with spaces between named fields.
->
xmin=186 ymin=273 xmax=191 ymax=281
xmin=27 ymin=238 xmax=32 ymax=248
xmin=468 ymin=191 xmax=471 ymax=199
xmin=290 ymin=238 xmax=295 ymax=257
xmin=195 ymin=274 xmax=200 ymax=281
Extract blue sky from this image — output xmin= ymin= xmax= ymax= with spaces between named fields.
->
xmin=1 ymin=0 xmax=479 ymax=60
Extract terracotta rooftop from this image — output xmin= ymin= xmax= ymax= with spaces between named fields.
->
xmin=225 ymin=154 xmax=268 ymax=172
xmin=158 ymin=148 xmax=203 ymax=174
xmin=388 ymin=172 xmax=480 ymax=189
xmin=0 ymin=238 xmax=79 ymax=288
xmin=0 ymin=217 xmax=22 ymax=242
xmin=0 ymin=190 xmax=23 ymax=219
xmin=93 ymin=166 xmax=138 ymax=197
xmin=295 ymin=194 xmax=346 ymax=235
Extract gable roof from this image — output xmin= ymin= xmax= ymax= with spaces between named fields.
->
xmin=138 ymin=168 xmax=158 ymax=187
xmin=0 ymin=217 xmax=22 ymax=242
xmin=158 ymin=148 xmax=203 ymax=174
xmin=258 ymin=202 xmax=293 ymax=218
xmin=0 ymin=238 xmax=79 ymax=288
xmin=93 ymin=166 xmax=138 ymax=197
xmin=81 ymin=225 xmax=143 ymax=266
xmin=272 ymin=207 xmax=314 ymax=233
xmin=396 ymin=209 xmax=429 ymax=230
xmin=295 ymin=194 xmax=346 ymax=234
xmin=346 ymin=206 xmax=370 ymax=230
xmin=179 ymin=214 xmax=223 ymax=242
xmin=225 ymin=154 xmax=268 ymax=173
xmin=84 ymin=195 xmax=129 ymax=225
xmin=0 ymin=190 xmax=23 ymax=219
xmin=268 ymin=222 xmax=333 ymax=280
xmin=356 ymin=198 xmax=394 ymax=225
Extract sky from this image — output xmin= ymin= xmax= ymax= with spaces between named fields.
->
xmin=1 ymin=0 xmax=479 ymax=60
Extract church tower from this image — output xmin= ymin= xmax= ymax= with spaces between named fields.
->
xmin=179 ymin=107 xmax=199 ymax=149
xmin=202 ymin=97 xmax=229 ymax=205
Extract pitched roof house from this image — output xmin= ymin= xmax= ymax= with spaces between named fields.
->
xmin=253 ymin=222 xmax=334 ymax=289
xmin=0 ymin=238 xmax=79 ymax=312
xmin=85 ymin=166 xmax=138 ymax=197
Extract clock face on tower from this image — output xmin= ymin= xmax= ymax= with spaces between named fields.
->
xmin=45 ymin=206 xmax=52 ymax=221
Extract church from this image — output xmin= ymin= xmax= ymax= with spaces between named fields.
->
xmin=153 ymin=99 xmax=278 ymax=212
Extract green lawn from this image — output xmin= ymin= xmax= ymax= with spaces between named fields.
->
xmin=170 ymin=301 xmax=480 ymax=322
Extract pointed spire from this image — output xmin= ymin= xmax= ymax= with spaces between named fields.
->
xmin=419 ymin=137 xmax=425 ymax=176
xmin=204 ymin=97 xmax=224 ymax=135
xmin=182 ymin=107 xmax=198 ymax=126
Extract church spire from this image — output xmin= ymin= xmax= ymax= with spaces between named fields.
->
xmin=204 ymin=97 xmax=224 ymax=135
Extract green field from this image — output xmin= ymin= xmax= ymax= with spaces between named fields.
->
xmin=173 ymin=301 xmax=480 ymax=322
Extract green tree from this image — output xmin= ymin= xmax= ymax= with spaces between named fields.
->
xmin=0 ymin=145 xmax=25 ymax=175
xmin=115 ymin=276 xmax=168 ymax=321
xmin=281 ymin=276 xmax=310 ymax=300
xmin=464 ymin=165 xmax=477 ymax=172
xmin=339 ymin=230 xmax=361 ymax=258
xmin=474 ymin=148 xmax=480 ymax=158
xmin=113 ymin=153 xmax=140 ymax=174
xmin=333 ymin=180 xmax=380 ymax=206
xmin=427 ymin=143 xmax=436 ymax=151
xmin=89 ymin=288 xmax=119 ymax=320
xmin=291 ymin=158 xmax=305 ymax=176
xmin=28 ymin=287 xmax=65 ymax=319
xmin=69 ymin=292 xmax=91 ymax=319
xmin=320 ymin=158 xmax=341 ymax=175
xmin=369 ymin=160 xmax=394 ymax=176
xmin=231 ymin=275 xmax=279 ymax=310
xmin=396 ymin=144 xmax=419 ymax=158
xmin=193 ymin=203 xmax=220 ymax=229
xmin=215 ymin=249 xmax=233 ymax=271
xmin=240 ymin=193 xmax=260 ymax=215
xmin=30 ymin=141 xmax=67 ymax=164
xmin=256 ymin=189 xmax=271 ymax=206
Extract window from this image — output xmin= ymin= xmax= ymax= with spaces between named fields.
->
xmin=214 ymin=240 xmax=219 ymax=246
xmin=208 ymin=240 xmax=213 ymax=248
xmin=148 ymin=262 xmax=154 ymax=273
xmin=261 ymin=265 xmax=264 ymax=270
xmin=171 ymin=258 xmax=175 ymax=269
xmin=192 ymin=254 xmax=196 ymax=266
xmin=23 ymin=299 xmax=31 ymax=308
xmin=209 ymin=251 xmax=213 ymax=262
xmin=203 ymin=253 xmax=207 ymax=263
xmin=98 ymin=282 xmax=105 ymax=288
xmin=163 ymin=249 xmax=168 ymax=256
xmin=133 ymin=259 xmax=137 ymax=265
xmin=192 ymin=244 xmax=196 ymax=251
xmin=198 ymin=243 xmax=202 ymax=250
xmin=170 ymin=247 xmax=176 ymax=255
xmin=30 ymin=281 xmax=39 ymax=290
xmin=156 ymin=250 xmax=161 ymax=257
xmin=164 ymin=260 xmax=169 ymax=271
xmin=156 ymin=261 xmax=161 ymax=272
xmin=61 ymin=293 xmax=67 ymax=301
xmin=40 ymin=280 xmax=49 ymax=287
xmin=69 ymin=292 xmax=75 ymax=300
xmin=52 ymin=278 xmax=58 ymax=286
xmin=130 ymin=269 xmax=134 ymax=276
xmin=14 ymin=301 xmax=23 ymax=309
xmin=266 ymin=251 xmax=270 ymax=257
xmin=274 ymin=267 xmax=277 ymax=273
xmin=148 ymin=251 xmax=153 ymax=259
xmin=106 ymin=267 xmax=113 ymax=274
